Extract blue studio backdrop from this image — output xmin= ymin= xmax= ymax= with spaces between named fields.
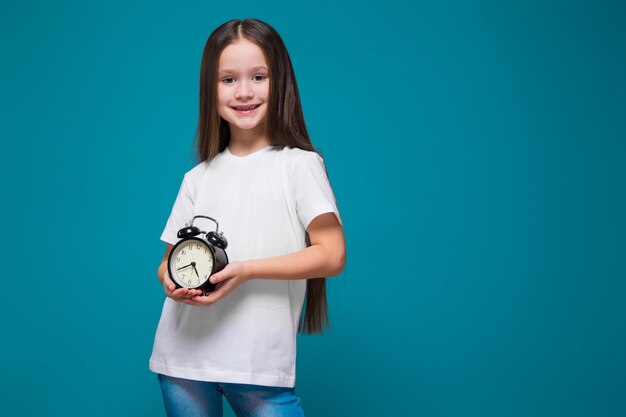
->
xmin=1 ymin=1 xmax=624 ymax=416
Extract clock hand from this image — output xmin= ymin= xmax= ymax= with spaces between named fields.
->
xmin=176 ymin=263 xmax=193 ymax=271
xmin=192 ymin=262 xmax=199 ymax=277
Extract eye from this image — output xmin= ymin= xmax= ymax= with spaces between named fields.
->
xmin=222 ymin=77 xmax=235 ymax=84
xmin=253 ymin=74 xmax=268 ymax=82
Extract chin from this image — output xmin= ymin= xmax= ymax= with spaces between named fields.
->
xmin=234 ymin=122 xmax=262 ymax=131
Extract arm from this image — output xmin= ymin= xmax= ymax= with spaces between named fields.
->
xmin=181 ymin=212 xmax=346 ymax=306
xmin=245 ymin=212 xmax=346 ymax=280
xmin=156 ymin=245 xmax=173 ymax=285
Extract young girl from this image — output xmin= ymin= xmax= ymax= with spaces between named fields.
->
xmin=149 ymin=18 xmax=346 ymax=417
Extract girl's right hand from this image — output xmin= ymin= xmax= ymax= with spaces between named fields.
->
xmin=161 ymin=270 xmax=203 ymax=302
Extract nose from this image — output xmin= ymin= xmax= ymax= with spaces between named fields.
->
xmin=235 ymin=79 xmax=254 ymax=100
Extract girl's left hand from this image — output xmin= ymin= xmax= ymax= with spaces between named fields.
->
xmin=181 ymin=261 xmax=251 ymax=307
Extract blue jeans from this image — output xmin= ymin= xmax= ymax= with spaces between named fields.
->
xmin=158 ymin=374 xmax=306 ymax=417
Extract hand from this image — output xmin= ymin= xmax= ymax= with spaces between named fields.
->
xmin=181 ymin=261 xmax=251 ymax=307
xmin=161 ymin=270 xmax=203 ymax=302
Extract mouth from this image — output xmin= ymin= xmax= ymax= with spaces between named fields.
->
xmin=231 ymin=104 xmax=262 ymax=113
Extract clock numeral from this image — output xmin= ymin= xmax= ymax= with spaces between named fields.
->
xmin=181 ymin=250 xmax=186 ymax=255
xmin=195 ymin=244 xmax=201 ymax=250
xmin=176 ymin=257 xmax=180 ymax=262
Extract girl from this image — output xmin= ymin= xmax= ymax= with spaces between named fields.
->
xmin=149 ymin=18 xmax=346 ymax=417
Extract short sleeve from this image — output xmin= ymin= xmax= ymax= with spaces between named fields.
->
xmin=291 ymin=152 xmax=343 ymax=230
xmin=160 ymin=175 xmax=194 ymax=245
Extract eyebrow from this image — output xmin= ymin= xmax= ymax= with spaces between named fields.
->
xmin=218 ymin=66 xmax=268 ymax=75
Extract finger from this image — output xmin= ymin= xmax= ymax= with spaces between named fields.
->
xmin=212 ymin=273 xmax=235 ymax=285
xmin=162 ymin=273 xmax=176 ymax=292
xmin=182 ymin=289 xmax=201 ymax=299
xmin=189 ymin=291 xmax=219 ymax=305
xmin=164 ymin=284 xmax=176 ymax=296
xmin=210 ymin=266 xmax=234 ymax=284
xmin=172 ymin=288 xmax=191 ymax=301
xmin=194 ymin=280 xmax=234 ymax=304
xmin=164 ymin=284 xmax=176 ymax=298
xmin=184 ymin=295 xmax=212 ymax=306
xmin=209 ymin=273 xmax=221 ymax=285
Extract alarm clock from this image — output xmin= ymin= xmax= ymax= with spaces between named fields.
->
xmin=167 ymin=215 xmax=229 ymax=296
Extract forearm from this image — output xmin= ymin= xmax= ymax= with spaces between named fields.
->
xmin=246 ymin=243 xmax=345 ymax=281
xmin=157 ymin=260 xmax=167 ymax=284
xmin=157 ymin=244 xmax=175 ymax=284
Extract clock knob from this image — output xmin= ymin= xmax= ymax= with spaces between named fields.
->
xmin=207 ymin=231 xmax=228 ymax=249
xmin=177 ymin=226 xmax=201 ymax=239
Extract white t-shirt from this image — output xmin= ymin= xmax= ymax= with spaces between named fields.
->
xmin=149 ymin=145 xmax=342 ymax=388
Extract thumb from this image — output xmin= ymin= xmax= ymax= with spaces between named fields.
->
xmin=162 ymin=271 xmax=176 ymax=291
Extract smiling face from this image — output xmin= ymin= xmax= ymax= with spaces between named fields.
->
xmin=216 ymin=39 xmax=270 ymax=142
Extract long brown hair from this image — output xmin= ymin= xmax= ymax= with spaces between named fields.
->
xmin=193 ymin=18 xmax=331 ymax=335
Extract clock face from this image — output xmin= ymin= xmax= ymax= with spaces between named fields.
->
xmin=169 ymin=238 xmax=214 ymax=288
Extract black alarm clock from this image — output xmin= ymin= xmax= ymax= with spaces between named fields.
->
xmin=167 ymin=215 xmax=229 ymax=296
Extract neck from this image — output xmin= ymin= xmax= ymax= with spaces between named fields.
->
xmin=228 ymin=123 xmax=270 ymax=156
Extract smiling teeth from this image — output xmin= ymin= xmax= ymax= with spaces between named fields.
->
xmin=235 ymin=105 xmax=259 ymax=110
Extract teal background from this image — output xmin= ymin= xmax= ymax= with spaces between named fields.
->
xmin=1 ymin=0 xmax=624 ymax=416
